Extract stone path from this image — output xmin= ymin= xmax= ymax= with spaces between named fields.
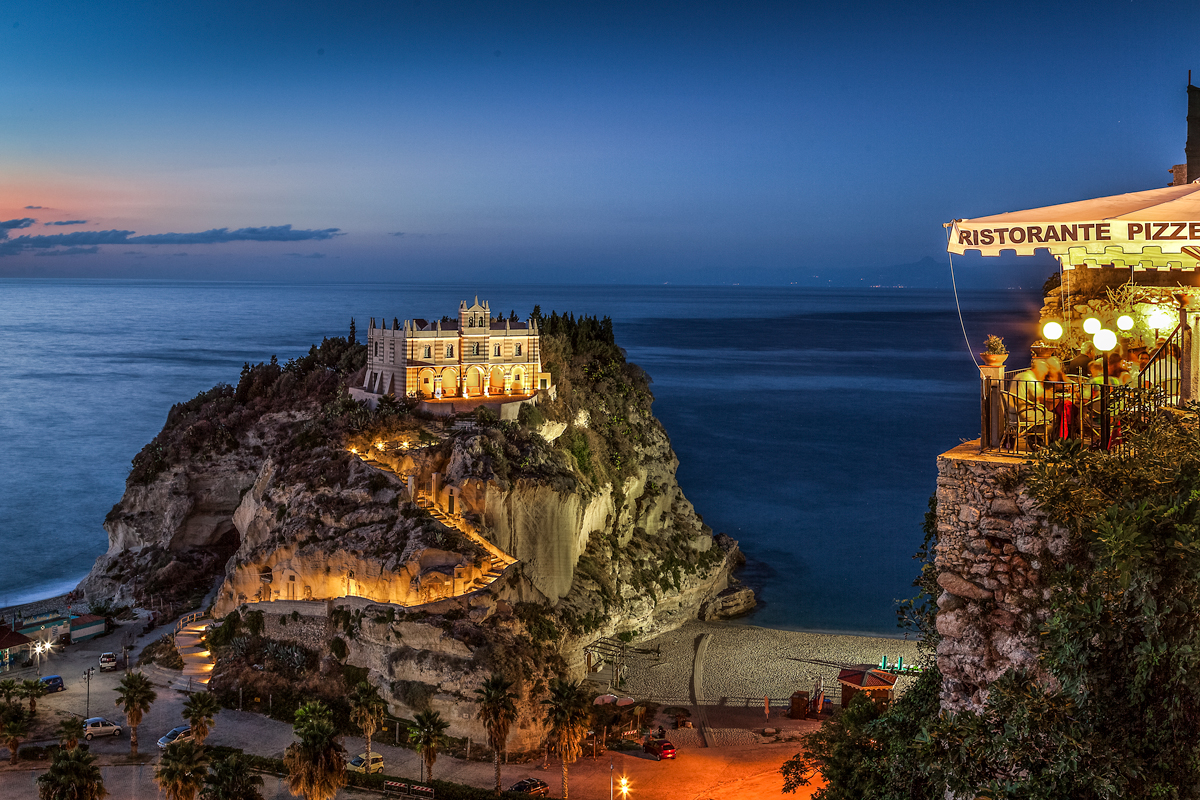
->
xmin=174 ymin=616 xmax=214 ymax=689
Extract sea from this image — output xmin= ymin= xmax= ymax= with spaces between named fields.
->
xmin=0 ymin=280 xmax=1042 ymax=635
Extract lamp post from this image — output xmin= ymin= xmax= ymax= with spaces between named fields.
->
xmin=83 ymin=667 xmax=95 ymax=718
xmin=1094 ymin=328 xmax=1119 ymax=449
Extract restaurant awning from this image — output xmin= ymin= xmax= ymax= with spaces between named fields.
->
xmin=947 ymin=183 xmax=1200 ymax=270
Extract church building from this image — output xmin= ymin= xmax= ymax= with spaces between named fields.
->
xmin=360 ymin=297 xmax=550 ymax=400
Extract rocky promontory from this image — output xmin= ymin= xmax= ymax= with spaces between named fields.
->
xmin=79 ymin=314 xmax=751 ymax=748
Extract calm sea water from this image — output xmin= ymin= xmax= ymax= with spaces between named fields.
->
xmin=0 ymin=280 xmax=1040 ymax=634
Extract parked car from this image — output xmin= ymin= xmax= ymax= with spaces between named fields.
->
xmin=347 ymin=751 xmax=385 ymax=774
xmin=98 ymin=653 xmax=118 ymax=671
xmin=643 ymin=738 xmax=677 ymax=760
xmin=157 ymin=726 xmax=193 ymax=750
xmin=40 ymin=675 xmax=65 ymax=692
xmin=84 ymin=717 xmax=122 ymax=740
xmin=509 ymin=778 xmax=550 ymax=796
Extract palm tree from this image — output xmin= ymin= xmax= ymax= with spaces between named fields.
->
xmin=1 ymin=708 xmax=30 ymax=765
xmin=37 ymin=744 xmax=108 ymax=800
xmin=407 ymin=709 xmax=449 ymax=783
xmin=283 ymin=701 xmax=346 ymax=800
xmin=155 ymin=740 xmax=210 ymax=800
xmin=475 ymin=673 xmax=517 ymax=795
xmin=20 ymin=678 xmax=48 ymax=716
xmin=182 ymin=691 xmax=221 ymax=745
xmin=542 ymin=679 xmax=589 ymax=800
xmin=57 ymin=716 xmax=87 ymax=751
xmin=114 ymin=671 xmax=156 ymax=755
xmin=201 ymin=754 xmax=264 ymax=800
xmin=0 ymin=679 xmax=18 ymax=706
xmin=348 ymin=682 xmax=386 ymax=774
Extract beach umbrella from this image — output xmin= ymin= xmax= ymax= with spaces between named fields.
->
xmin=615 ymin=696 xmax=636 ymax=707
xmin=593 ymin=694 xmax=619 ymax=705
xmin=946 ymin=183 xmax=1200 ymax=271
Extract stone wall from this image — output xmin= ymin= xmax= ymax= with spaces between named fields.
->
xmin=260 ymin=605 xmax=333 ymax=651
xmin=934 ymin=442 xmax=1068 ymax=712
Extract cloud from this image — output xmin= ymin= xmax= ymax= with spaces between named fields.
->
xmin=43 ymin=220 xmax=87 ymax=226
xmin=389 ymin=231 xmax=405 ymax=237
xmin=128 ymin=225 xmax=343 ymax=245
xmin=0 ymin=218 xmax=36 ymax=233
xmin=0 ymin=224 xmax=344 ymax=256
xmin=24 ymin=206 xmax=42 ymax=209
xmin=33 ymin=246 xmax=100 ymax=257
xmin=285 ymin=252 xmax=326 ymax=259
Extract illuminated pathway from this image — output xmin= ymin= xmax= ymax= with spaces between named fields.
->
xmin=174 ymin=617 xmax=214 ymax=689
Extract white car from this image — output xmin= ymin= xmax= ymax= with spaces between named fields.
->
xmin=98 ymin=652 xmax=118 ymax=671
xmin=84 ymin=717 xmax=122 ymax=740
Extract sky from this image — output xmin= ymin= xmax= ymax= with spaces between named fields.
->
xmin=1 ymin=0 xmax=1197 ymax=286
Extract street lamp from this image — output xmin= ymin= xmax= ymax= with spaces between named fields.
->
xmin=83 ymin=667 xmax=95 ymax=718
xmin=618 ymin=776 xmax=630 ymax=799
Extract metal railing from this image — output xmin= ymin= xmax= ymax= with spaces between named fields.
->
xmin=981 ymin=373 xmax=1178 ymax=456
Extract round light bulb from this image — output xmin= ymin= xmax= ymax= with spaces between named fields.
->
xmin=1147 ymin=309 xmax=1173 ymax=330
xmin=1116 ymin=314 xmax=1134 ymax=331
xmin=1083 ymin=316 xmax=1102 ymax=335
xmin=1042 ymin=321 xmax=1064 ymax=341
xmin=1093 ymin=329 xmax=1118 ymax=352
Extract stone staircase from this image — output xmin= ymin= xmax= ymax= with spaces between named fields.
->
xmin=173 ymin=617 xmax=214 ymax=689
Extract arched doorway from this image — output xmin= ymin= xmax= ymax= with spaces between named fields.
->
xmin=489 ymin=367 xmax=506 ymax=394
xmin=418 ymin=368 xmax=435 ymax=398
xmin=465 ymin=366 xmax=485 ymax=397
xmin=511 ymin=367 xmax=526 ymax=395
xmin=440 ymin=367 xmax=459 ymax=397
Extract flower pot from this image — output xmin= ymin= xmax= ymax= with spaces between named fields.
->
xmin=1030 ymin=346 xmax=1055 ymax=358
xmin=980 ymin=353 xmax=1008 ymax=366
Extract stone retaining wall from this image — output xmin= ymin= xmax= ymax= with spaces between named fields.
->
xmin=934 ymin=442 xmax=1068 ymax=712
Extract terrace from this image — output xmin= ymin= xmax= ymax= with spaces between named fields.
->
xmin=978 ymin=288 xmax=1196 ymax=456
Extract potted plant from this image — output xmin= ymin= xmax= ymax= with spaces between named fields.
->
xmin=1030 ymin=339 xmax=1056 ymax=358
xmin=981 ymin=335 xmax=1008 ymax=366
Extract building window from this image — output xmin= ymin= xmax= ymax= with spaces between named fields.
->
xmin=514 ymin=344 xmax=522 ymax=356
xmin=446 ymin=345 xmax=454 ymax=358
xmin=423 ymin=345 xmax=431 ymax=358
xmin=494 ymin=344 xmax=501 ymax=357
xmin=374 ymin=342 xmax=381 ymax=357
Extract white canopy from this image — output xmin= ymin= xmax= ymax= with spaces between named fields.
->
xmin=947 ymin=183 xmax=1200 ymax=270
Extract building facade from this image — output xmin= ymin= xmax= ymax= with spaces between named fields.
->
xmin=362 ymin=297 xmax=551 ymax=400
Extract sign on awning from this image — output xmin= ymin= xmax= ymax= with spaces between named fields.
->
xmin=947 ymin=183 xmax=1200 ymax=270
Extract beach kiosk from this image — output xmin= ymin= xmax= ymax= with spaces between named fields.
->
xmin=836 ymin=666 xmax=897 ymax=712
xmin=0 ymin=627 xmax=32 ymax=671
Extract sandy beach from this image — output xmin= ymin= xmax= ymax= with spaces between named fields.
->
xmin=622 ymin=620 xmax=923 ymax=708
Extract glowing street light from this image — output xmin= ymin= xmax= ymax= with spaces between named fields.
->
xmin=1082 ymin=315 xmax=1102 ymax=335
xmin=618 ymin=776 xmax=630 ymax=799
xmin=1041 ymin=320 xmax=1064 ymax=341
xmin=1093 ymin=329 xmax=1118 ymax=353
xmin=1116 ymin=314 xmax=1135 ymax=331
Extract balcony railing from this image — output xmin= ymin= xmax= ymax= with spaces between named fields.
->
xmin=980 ymin=324 xmax=1189 ymax=457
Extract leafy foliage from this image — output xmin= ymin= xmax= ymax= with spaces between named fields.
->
xmin=37 ymin=745 xmax=108 ymax=800
xmin=793 ymin=412 xmax=1200 ymax=799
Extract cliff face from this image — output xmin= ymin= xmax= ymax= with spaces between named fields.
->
xmin=79 ymin=320 xmax=750 ymax=747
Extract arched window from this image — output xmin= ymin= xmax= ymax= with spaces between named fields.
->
xmin=468 ymin=317 xmax=474 ymax=328
xmin=514 ymin=343 xmax=522 ymax=356
xmin=493 ymin=344 xmax=501 ymax=357
xmin=446 ymin=345 xmax=454 ymax=358
xmin=473 ymin=342 xmax=481 ymax=356
xmin=423 ymin=345 xmax=431 ymax=358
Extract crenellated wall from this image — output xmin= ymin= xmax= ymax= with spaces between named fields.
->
xmin=934 ymin=442 xmax=1068 ymax=712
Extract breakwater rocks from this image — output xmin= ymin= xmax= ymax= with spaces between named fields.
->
xmin=934 ymin=443 xmax=1067 ymax=712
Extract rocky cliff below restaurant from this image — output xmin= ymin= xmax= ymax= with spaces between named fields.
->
xmin=77 ymin=316 xmax=751 ymax=747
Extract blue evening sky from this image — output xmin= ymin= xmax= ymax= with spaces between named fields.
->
xmin=1 ymin=0 xmax=1196 ymax=285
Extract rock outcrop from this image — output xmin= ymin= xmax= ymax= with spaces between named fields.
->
xmin=77 ymin=324 xmax=751 ymax=748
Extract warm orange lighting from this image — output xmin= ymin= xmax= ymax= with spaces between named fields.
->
xmin=375 ymin=441 xmax=385 ymax=451
xmin=349 ymin=447 xmax=359 ymax=455
xmin=618 ymin=777 xmax=630 ymax=798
